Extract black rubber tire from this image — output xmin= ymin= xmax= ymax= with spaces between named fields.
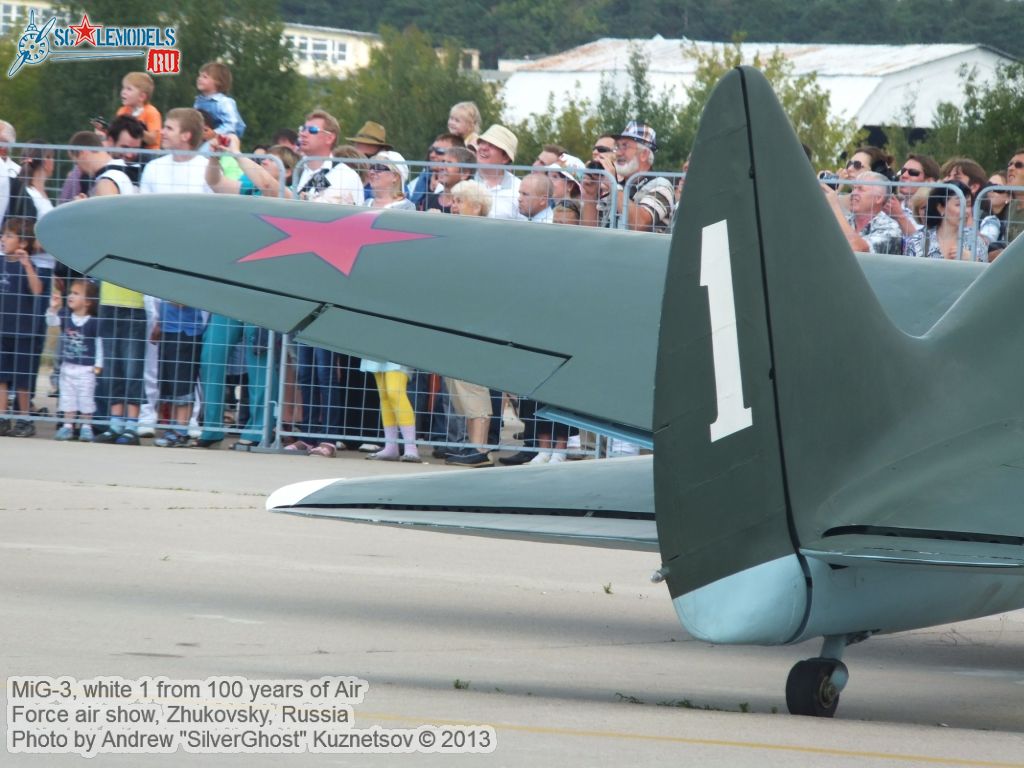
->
xmin=785 ymin=658 xmax=840 ymax=717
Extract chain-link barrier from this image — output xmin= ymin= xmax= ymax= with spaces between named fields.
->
xmin=4 ymin=140 xmax=1022 ymax=461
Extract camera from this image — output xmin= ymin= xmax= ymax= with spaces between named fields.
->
xmin=90 ymin=115 xmax=108 ymax=129
xmin=817 ymin=170 xmax=840 ymax=189
xmin=216 ymin=134 xmax=231 ymax=147
xmin=586 ymin=160 xmax=605 ymax=171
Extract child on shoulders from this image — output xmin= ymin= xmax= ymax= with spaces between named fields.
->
xmin=117 ymin=71 xmax=162 ymax=150
xmin=194 ymin=62 xmax=246 ymax=138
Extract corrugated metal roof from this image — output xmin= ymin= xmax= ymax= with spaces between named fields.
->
xmin=506 ymin=38 xmax=988 ymax=77
xmin=499 ymin=37 xmax=1016 ymax=128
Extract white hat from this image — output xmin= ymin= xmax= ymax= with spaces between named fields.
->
xmin=545 ymin=153 xmax=586 ymax=192
xmin=371 ymin=150 xmax=409 ymax=186
xmin=475 ymin=124 xmax=518 ymax=162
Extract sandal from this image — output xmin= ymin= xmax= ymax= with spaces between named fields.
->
xmin=366 ymin=451 xmax=399 ymax=461
xmin=308 ymin=442 xmax=337 ymax=458
xmin=285 ymin=440 xmax=312 ymax=453
xmin=399 ymin=454 xmax=426 ymax=463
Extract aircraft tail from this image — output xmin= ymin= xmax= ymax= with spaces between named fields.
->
xmin=652 ymin=67 xmax=920 ymax=599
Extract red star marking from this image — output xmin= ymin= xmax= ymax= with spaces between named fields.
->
xmin=68 ymin=14 xmax=99 ymax=46
xmin=237 ymin=211 xmax=436 ymax=276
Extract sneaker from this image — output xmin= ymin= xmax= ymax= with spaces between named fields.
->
xmin=10 ymin=419 xmax=36 ymax=438
xmin=528 ymin=451 xmax=551 ymax=465
xmin=135 ymin=424 xmax=156 ymax=438
xmin=93 ymin=429 xmax=121 ymax=444
xmin=0 ymin=418 xmax=10 ymax=437
xmin=498 ymin=450 xmax=535 ymax=466
xmin=153 ymin=430 xmax=186 ymax=448
xmin=445 ymin=450 xmax=493 ymax=468
xmin=54 ymin=426 xmax=76 ymax=441
xmin=547 ymin=452 xmax=567 ymax=464
xmin=365 ymin=450 xmax=399 ymax=461
xmin=114 ymin=430 xmax=140 ymax=446
xmin=79 ymin=424 xmax=95 ymax=442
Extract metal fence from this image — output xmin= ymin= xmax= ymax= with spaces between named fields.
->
xmin=3 ymin=140 xmax=1022 ymax=460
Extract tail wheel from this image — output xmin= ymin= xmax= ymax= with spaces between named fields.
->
xmin=785 ymin=658 xmax=842 ymax=717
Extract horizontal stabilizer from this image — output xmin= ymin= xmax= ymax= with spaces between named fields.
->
xmin=268 ymin=457 xmax=656 ymax=551
xmin=803 ymin=532 xmax=1024 ymax=571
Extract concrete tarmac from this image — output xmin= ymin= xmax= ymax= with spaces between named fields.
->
xmin=2 ymin=439 xmax=1023 ymax=766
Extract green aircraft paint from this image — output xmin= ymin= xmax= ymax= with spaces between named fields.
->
xmin=37 ymin=67 xmax=1024 ymax=719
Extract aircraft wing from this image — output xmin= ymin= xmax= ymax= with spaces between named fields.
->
xmin=267 ymin=456 xmax=657 ymax=552
xmin=37 ymin=195 xmax=666 ymax=436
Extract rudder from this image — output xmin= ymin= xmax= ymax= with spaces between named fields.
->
xmin=653 ymin=67 xmax=914 ymax=603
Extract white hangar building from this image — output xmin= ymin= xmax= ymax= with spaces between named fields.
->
xmin=497 ymin=37 xmax=1016 ymax=129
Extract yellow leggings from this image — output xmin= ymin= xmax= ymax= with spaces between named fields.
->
xmin=373 ymin=371 xmax=414 ymax=428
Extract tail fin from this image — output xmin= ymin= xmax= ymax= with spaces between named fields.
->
xmin=653 ymin=67 xmax=917 ymax=597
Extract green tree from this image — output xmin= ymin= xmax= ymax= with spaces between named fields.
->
xmin=0 ymin=34 xmax=47 ymax=140
xmin=507 ymin=41 xmax=860 ymax=172
xmin=2 ymin=0 xmax=304 ymax=145
xmin=677 ymin=42 xmax=861 ymax=169
xmin=890 ymin=61 xmax=1024 ymax=173
xmin=320 ymin=26 xmax=503 ymax=159
xmin=508 ymin=91 xmax=603 ymax=165
xmin=594 ymin=46 xmax=685 ymax=167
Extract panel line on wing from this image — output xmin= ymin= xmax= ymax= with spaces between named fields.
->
xmin=823 ymin=524 xmax=1024 ymax=547
xmin=276 ymin=503 xmax=655 ymax=520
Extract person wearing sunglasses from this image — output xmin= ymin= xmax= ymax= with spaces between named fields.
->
xmin=896 ymin=154 xmax=940 ymax=199
xmin=408 ymin=132 xmax=463 ymax=210
xmin=883 ymin=154 xmax=941 ymax=243
xmin=294 ymin=110 xmax=363 ymax=205
xmin=837 ymin=146 xmax=895 ymax=182
xmin=353 ymin=150 xmax=425 ymax=462
xmin=591 ymin=134 xmax=616 ymax=161
xmin=977 ymin=173 xmax=1010 ymax=259
xmin=1005 ymin=148 xmax=1024 ymax=247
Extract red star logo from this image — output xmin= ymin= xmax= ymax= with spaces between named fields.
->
xmin=68 ymin=14 xmax=99 ymax=46
xmin=237 ymin=211 xmax=436 ymax=276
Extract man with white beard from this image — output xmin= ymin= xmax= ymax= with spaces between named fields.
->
xmin=579 ymin=120 xmax=675 ymax=232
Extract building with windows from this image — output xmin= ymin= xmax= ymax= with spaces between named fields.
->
xmin=282 ymin=22 xmax=379 ymax=77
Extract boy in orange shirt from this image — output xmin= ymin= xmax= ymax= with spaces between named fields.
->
xmin=116 ymin=71 xmax=161 ymax=150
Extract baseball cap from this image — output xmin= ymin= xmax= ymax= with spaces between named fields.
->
xmin=615 ymin=120 xmax=657 ymax=151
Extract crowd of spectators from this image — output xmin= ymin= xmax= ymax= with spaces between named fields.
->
xmin=821 ymin=147 xmax=1024 ymax=261
xmin=1 ymin=61 xmax=1023 ymax=465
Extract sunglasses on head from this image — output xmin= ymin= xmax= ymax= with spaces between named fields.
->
xmin=429 ymin=146 xmax=448 ymax=155
xmin=1009 ymin=160 xmax=1024 ymax=170
xmin=898 ymin=167 xmax=922 ymax=177
xmin=298 ymin=124 xmax=330 ymax=135
xmin=592 ymin=145 xmax=614 ymax=154
xmin=846 ymin=159 xmax=866 ymax=170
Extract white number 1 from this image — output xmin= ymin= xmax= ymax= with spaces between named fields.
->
xmin=700 ymin=220 xmax=753 ymax=442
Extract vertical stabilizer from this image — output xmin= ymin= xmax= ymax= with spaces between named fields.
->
xmin=653 ymin=67 xmax=915 ymax=600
